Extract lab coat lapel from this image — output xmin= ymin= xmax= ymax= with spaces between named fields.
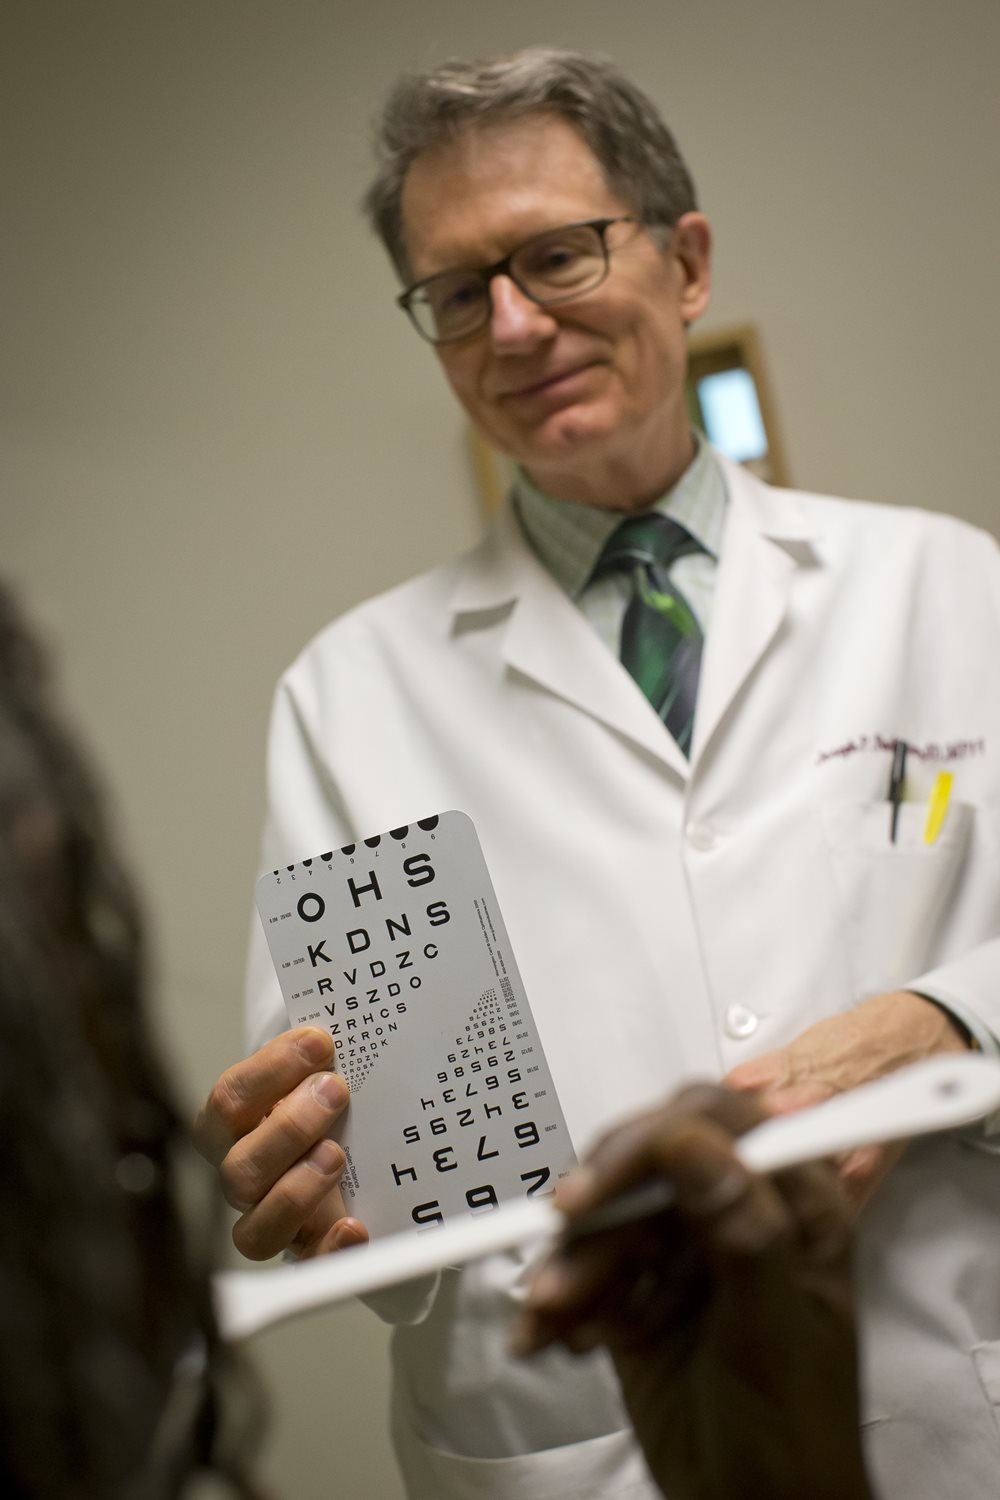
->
xmin=451 ymin=502 xmax=688 ymax=776
xmin=693 ymin=457 xmax=820 ymax=761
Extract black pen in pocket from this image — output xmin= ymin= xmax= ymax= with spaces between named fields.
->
xmin=887 ymin=739 xmax=907 ymax=842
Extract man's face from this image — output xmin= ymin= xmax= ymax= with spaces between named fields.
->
xmin=399 ymin=113 xmax=712 ymax=507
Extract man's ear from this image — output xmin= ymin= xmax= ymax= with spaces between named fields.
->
xmin=672 ymin=212 xmax=712 ymax=326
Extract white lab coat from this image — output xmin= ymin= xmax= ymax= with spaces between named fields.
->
xmin=246 ymin=453 xmax=1000 ymax=1499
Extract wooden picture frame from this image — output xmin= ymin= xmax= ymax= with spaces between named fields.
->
xmin=469 ymin=320 xmax=788 ymax=516
xmin=686 ymin=322 xmax=789 ymax=487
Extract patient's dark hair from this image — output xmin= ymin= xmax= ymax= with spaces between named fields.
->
xmin=0 ymin=585 xmax=265 ymax=1498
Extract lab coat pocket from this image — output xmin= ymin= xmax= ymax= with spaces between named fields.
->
xmin=820 ymin=799 xmax=973 ymax=1000
xmin=393 ymin=1422 xmax=659 ymax=1500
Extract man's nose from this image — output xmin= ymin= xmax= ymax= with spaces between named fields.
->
xmin=487 ymin=275 xmax=557 ymax=351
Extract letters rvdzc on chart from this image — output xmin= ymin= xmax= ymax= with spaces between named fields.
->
xmin=255 ymin=811 xmax=576 ymax=1238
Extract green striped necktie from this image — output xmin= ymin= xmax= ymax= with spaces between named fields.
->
xmin=593 ymin=512 xmax=706 ymax=756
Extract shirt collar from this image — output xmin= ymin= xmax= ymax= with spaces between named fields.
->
xmin=512 ymin=434 xmax=728 ymax=600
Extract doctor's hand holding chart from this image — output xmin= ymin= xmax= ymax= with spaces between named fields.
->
xmin=193 ymin=1022 xmax=361 ymax=1262
xmin=195 ymin=811 xmax=577 ymax=1258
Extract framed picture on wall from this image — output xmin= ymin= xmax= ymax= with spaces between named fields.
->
xmin=470 ymin=320 xmax=788 ymax=515
xmin=686 ymin=322 xmax=788 ymax=486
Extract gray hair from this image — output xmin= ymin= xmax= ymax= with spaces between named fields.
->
xmin=363 ymin=46 xmax=698 ymax=282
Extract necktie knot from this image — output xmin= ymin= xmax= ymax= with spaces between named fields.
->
xmin=594 ymin=512 xmax=706 ymax=580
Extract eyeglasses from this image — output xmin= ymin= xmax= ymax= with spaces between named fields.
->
xmin=397 ymin=216 xmax=661 ymax=345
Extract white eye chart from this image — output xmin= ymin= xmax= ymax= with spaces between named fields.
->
xmin=255 ymin=811 xmax=575 ymax=1239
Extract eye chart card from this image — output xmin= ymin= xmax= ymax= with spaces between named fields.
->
xmin=255 ymin=811 xmax=575 ymax=1239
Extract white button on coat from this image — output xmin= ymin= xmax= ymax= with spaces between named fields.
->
xmin=687 ymin=821 xmax=716 ymax=851
xmin=724 ymin=1003 xmax=759 ymax=1039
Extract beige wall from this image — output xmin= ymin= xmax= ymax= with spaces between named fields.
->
xmin=2 ymin=2 xmax=997 ymax=1495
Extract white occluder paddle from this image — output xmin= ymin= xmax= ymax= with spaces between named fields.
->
xmin=214 ymin=1053 xmax=1000 ymax=1342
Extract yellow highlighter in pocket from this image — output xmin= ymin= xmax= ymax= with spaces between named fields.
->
xmin=924 ymin=772 xmax=954 ymax=844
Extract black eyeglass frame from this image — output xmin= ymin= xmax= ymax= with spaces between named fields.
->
xmin=396 ymin=216 xmax=667 ymax=345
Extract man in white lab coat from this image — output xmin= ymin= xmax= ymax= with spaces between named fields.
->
xmin=195 ymin=47 xmax=1000 ymax=1500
